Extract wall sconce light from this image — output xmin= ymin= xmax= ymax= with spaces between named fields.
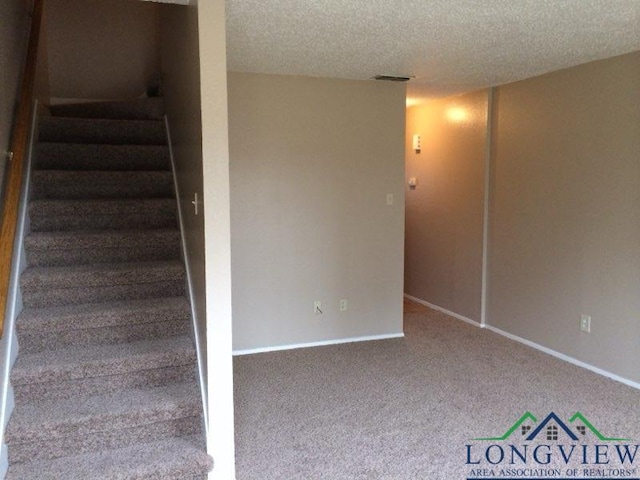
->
xmin=446 ymin=107 xmax=469 ymax=123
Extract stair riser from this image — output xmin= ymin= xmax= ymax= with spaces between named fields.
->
xmin=29 ymin=212 xmax=177 ymax=232
xmin=14 ymin=364 xmax=196 ymax=403
xmin=49 ymin=98 xmax=164 ymax=120
xmin=17 ymin=320 xmax=191 ymax=354
xmin=16 ymin=297 xmax=191 ymax=332
xmin=26 ymin=244 xmax=180 ymax=267
xmin=8 ymin=416 xmax=201 ymax=464
xmin=21 ymin=280 xmax=185 ymax=308
xmin=35 ymin=143 xmax=171 ymax=171
xmin=30 ymin=175 xmax=174 ymax=200
xmin=39 ymin=119 xmax=166 ymax=145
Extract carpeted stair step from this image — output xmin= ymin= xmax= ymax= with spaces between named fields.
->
xmin=11 ymin=335 xmax=196 ymax=401
xmin=31 ymin=170 xmax=174 ymax=199
xmin=29 ymin=198 xmax=177 ymax=232
xmin=24 ymin=228 xmax=181 ymax=267
xmin=20 ymin=260 xmax=185 ymax=308
xmin=5 ymin=435 xmax=212 ymax=480
xmin=6 ymin=98 xmax=211 ymax=478
xmin=39 ymin=117 xmax=166 ymax=145
xmin=35 ymin=143 xmax=170 ymax=171
xmin=5 ymin=381 xmax=202 ymax=464
xmin=16 ymin=296 xmax=191 ymax=354
xmin=14 ymin=363 xmax=196 ymax=405
xmin=49 ymin=98 xmax=165 ymax=120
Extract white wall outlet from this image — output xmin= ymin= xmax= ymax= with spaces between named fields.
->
xmin=339 ymin=299 xmax=348 ymax=311
xmin=314 ymin=301 xmax=322 ymax=314
xmin=580 ymin=314 xmax=591 ymax=333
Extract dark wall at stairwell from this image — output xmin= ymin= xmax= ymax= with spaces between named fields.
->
xmin=0 ymin=0 xmax=31 ymax=195
xmin=44 ymin=0 xmax=161 ymax=101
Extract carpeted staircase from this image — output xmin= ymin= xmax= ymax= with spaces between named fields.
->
xmin=4 ymin=99 xmax=212 ymax=479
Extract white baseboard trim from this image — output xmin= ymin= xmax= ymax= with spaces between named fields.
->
xmin=403 ymin=294 xmax=482 ymax=328
xmin=484 ymin=325 xmax=640 ymax=391
xmin=233 ymin=333 xmax=405 ymax=356
xmin=403 ymin=293 xmax=640 ymax=391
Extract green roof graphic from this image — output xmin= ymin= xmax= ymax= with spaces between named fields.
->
xmin=474 ymin=412 xmax=537 ymax=441
xmin=569 ymin=412 xmax=630 ymax=441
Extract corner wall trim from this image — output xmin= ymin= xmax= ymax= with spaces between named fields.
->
xmin=480 ymin=87 xmax=495 ymax=327
xmin=484 ymin=324 xmax=640 ymax=391
xmin=403 ymin=294 xmax=482 ymax=328
xmin=233 ymin=333 xmax=405 ymax=356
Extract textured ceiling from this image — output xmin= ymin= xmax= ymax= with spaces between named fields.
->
xmin=226 ymin=0 xmax=640 ymax=99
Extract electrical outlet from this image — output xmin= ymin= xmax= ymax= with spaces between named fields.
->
xmin=314 ymin=301 xmax=322 ymax=314
xmin=580 ymin=314 xmax=591 ymax=333
xmin=339 ymin=299 xmax=348 ymax=311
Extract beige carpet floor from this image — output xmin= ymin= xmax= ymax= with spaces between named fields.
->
xmin=234 ymin=300 xmax=640 ymax=479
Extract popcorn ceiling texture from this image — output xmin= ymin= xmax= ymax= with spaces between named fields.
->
xmin=225 ymin=0 xmax=640 ymax=98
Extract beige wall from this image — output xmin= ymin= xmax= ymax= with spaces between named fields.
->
xmin=46 ymin=0 xmax=161 ymax=100
xmin=405 ymin=90 xmax=488 ymax=321
xmin=228 ymin=72 xmax=406 ymax=351
xmin=489 ymin=51 xmax=640 ymax=383
xmin=160 ymin=2 xmax=235 ymax=478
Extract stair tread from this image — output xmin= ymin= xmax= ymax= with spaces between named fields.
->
xmin=39 ymin=117 xmax=166 ymax=146
xmin=35 ymin=143 xmax=170 ymax=171
xmin=41 ymin=117 xmax=164 ymax=126
xmin=28 ymin=198 xmax=177 ymax=232
xmin=6 ymin=380 xmax=200 ymax=443
xmin=25 ymin=228 xmax=180 ymax=250
xmin=21 ymin=260 xmax=184 ymax=289
xmin=29 ymin=197 xmax=176 ymax=212
xmin=11 ymin=335 xmax=196 ymax=386
xmin=49 ymin=98 xmax=165 ymax=121
xmin=32 ymin=170 xmax=173 ymax=179
xmin=17 ymin=296 xmax=190 ymax=332
xmin=31 ymin=170 xmax=174 ymax=197
xmin=6 ymin=435 xmax=211 ymax=480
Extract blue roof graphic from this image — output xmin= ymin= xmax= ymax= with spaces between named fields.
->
xmin=526 ymin=412 xmax=578 ymax=441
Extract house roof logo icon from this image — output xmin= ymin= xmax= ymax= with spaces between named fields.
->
xmin=474 ymin=411 xmax=630 ymax=442
xmin=525 ymin=412 xmax=578 ymax=441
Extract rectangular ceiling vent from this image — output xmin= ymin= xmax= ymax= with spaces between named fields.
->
xmin=373 ymin=74 xmax=413 ymax=82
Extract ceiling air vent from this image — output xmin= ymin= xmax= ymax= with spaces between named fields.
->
xmin=373 ymin=74 xmax=413 ymax=82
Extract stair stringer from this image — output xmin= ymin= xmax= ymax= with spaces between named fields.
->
xmin=0 ymin=103 xmax=38 ymax=480
xmin=164 ymin=115 xmax=210 ymax=438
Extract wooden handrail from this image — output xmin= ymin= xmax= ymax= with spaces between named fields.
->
xmin=0 ymin=0 xmax=44 ymax=338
